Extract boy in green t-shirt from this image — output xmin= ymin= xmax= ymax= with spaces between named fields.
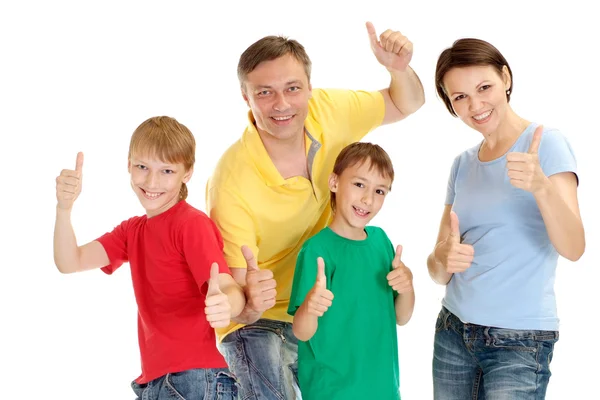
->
xmin=287 ymin=142 xmax=415 ymax=400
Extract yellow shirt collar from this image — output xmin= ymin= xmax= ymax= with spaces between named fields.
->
xmin=242 ymin=110 xmax=323 ymax=187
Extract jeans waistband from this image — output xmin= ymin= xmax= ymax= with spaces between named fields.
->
xmin=440 ymin=306 xmax=559 ymax=340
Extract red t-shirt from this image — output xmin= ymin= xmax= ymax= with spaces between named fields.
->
xmin=96 ymin=200 xmax=229 ymax=384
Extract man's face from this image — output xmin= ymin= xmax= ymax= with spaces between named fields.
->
xmin=242 ymin=54 xmax=312 ymax=142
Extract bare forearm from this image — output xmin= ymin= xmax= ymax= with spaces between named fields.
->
xmin=53 ymin=207 xmax=80 ymax=274
xmin=535 ymin=183 xmax=585 ymax=261
xmin=231 ymin=302 xmax=263 ymax=325
xmin=388 ymin=67 xmax=425 ymax=116
xmin=292 ymin=303 xmax=318 ymax=341
xmin=223 ymin=285 xmax=246 ymax=319
xmin=427 ymin=251 xmax=452 ymax=285
xmin=394 ymin=291 xmax=415 ymax=326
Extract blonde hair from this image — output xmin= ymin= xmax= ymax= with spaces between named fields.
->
xmin=128 ymin=116 xmax=195 ymax=200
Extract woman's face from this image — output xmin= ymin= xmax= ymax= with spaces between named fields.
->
xmin=443 ymin=65 xmax=511 ymax=136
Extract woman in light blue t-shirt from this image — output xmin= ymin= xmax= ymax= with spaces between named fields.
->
xmin=426 ymin=38 xmax=585 ymax=399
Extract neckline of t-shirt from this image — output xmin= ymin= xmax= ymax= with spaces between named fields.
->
xmin=146 ymin=199 xmax=186 ymax=222
xmin=474 ymin=122 xmax=536 ymax=166
xmin=323 ymin=226 xmax=372 ymax=246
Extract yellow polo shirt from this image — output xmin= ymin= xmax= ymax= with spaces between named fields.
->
xmin=206 ymin=88 xmax=385 ymax=341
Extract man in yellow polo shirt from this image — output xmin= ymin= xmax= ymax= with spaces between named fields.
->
xmin=206 ymin=22 xmax=425 ymax=399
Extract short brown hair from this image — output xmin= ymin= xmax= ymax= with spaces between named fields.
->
xmin=330 ymin=142 xmax=395 ymax=213
xmin=237 ymin=35 xmax=312 ymax=89
xmin=435 ymin=38 xmax=513 ymax=117
xmin=128 ymin=116 xmax=195 ymax=200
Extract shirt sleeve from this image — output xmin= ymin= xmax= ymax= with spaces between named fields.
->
xmin=95 ymin=219 xmax=131 ymax=275
xmin=288 ymin=242 xmax=326 ymax=316
xmin=536 ymin=127 xmax=578 ymax=183
xmin=312 ymin=88 xmax=385 ymax=145
xmin=376 ymin=227 xmax=399 ymax=299
xmin=206 ymin=186 xmax=258 ymax=269
xmin=180 ymin=215 xmax=231 ymax=293
xmin=445 ymin=155 xmax=460 ymax=205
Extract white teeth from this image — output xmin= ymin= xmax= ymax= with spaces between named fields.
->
xmin=353 ymin=206 xmax=369 ymax=215
xmin=143 ymin=190 xmax=161 ymax=199
xmin=473 ymin=110 xmax=492 ymax=121
xmin=272 ymin=116 xmax=292 ymax=121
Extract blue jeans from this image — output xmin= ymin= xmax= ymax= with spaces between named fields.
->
xmin=433 ymin=307 xmax=558 ymax=400
xmin=131 ymin=368 xmax=238 ymax=400
xmin=218 ymin=319 xmax=301 ymax=400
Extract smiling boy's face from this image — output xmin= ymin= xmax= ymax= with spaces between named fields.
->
xmin=128 ymin=154 xmax=192 ymax=217
xmin=329 ymin=160 xmax=392 ymax=238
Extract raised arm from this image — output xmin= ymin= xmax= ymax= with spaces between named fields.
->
xmin=54 ymin=152 xmax=109 ymax=274
xmin=506 ymin=126 xmax=585 ymax=261
xmin=365 ymin=22 xmax=425 ymax=124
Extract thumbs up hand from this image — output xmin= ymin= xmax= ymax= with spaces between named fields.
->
xmin=366 ymin=22 xmax=413 ymax=72
xmin=242 ymin=245 xmax=277 ymax=314
xmin=205 ymin=263 xmax=232 ymax=328
xmin=56 ymin=152 xmax=84 ymax=210
xmin=434 ymin=211 xmax=475 ymax=274
xmin=305 ymin=257 xmax=334 ymax=317
xmin=506 ymin=125 xmax=550 ymax=194
xmin=386 ymin=245 xmax=414 ymax=294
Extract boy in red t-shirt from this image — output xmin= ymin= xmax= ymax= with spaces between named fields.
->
xmin=53 ymin=116 xmax=243 ymax=399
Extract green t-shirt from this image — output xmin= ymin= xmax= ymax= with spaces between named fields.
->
xmin=288 ymin=226 xmax=400 ymax=400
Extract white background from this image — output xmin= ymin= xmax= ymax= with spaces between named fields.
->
xmin=1 ymin=1 xmax=598 ymax=399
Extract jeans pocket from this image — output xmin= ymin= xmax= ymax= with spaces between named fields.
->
xmin=242 ymin=324 xmax=287 ymax=343
xmin=131 ymin=381 xmax=146 ymax=399
xmin=434 ymin=307 xmax=449 ymax=333
xmin=547 ymin=342 xmax=556 ymax=365
xmin=535 ymin=335 xmax=558 ymax=374
xmin=489 ymin=331 xmax=538 ymax=353
xmin=216 ymin=371 xmax=239 ymax=400
xmin=163 ymin=373 xmax=188 ymax=400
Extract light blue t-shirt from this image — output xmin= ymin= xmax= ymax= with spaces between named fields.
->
xmin=443 ymin=123 xmax=577 ymax=331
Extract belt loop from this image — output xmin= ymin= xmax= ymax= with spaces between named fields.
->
xmin=483 ymin=326 xmax=492 ymax=346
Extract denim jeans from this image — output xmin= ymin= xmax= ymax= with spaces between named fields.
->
xmin=131 ymin=368 xmax=238 ymax=400
xmin=218 ymin=319 xmax=301 ymax=400
xmin=433 ymin=306 xmax=558 ymax=400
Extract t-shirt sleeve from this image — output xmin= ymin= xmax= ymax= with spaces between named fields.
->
xmin=288 ymin=243 xmax=324 ymax=316
xmin=96 ymin=219 xmax=131 ymax=275
xmin=445 ymin=155 xmax=460 ymax=205
xmin=376 ymin=227 xmax=399 ymax=299
xmin=206 ymin=186 xmax=258 ymax=269
xmin=536 ymin=127 xmax=578 ymax=183
xmin=313 ymin=88 xmax=385 ymax=145
xmin=180 ymin=215 xmax=231 ymax=293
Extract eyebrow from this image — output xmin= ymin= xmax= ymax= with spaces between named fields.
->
xmin=255 ymin=80 xmax=303 ymax=89
xmin=132 ymin=159 xmax=175 ymax=168
xmin=450 ymin=80 xmax=492 ymax=97
xmin=352 ymin=175 xmax=390 ymax=189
